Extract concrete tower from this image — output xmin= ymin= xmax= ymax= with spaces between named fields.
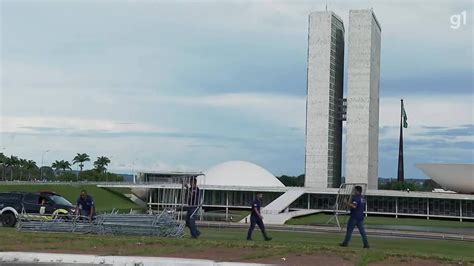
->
xmin=305 ymin=11 xmax=345 ymax=188
xmin=345 ymin=9 xmax=382 ymax=189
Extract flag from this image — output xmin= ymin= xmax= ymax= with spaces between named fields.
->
xmin=402 ymin=101 xmax=408 ymax=128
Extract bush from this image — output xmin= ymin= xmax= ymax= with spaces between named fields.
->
xmin=54 ymin=170 xmax=123 ymax=182
xmin=277 ymin=174 xmax=305 ymax=187
xmin=54 ymin=172 xmax=77 ymax=182
xmin=379 ymin=181 xmax=419 ymax=191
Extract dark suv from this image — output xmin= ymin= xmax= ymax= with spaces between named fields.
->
xmin=0 ymin=191 xmax=76 ymax=227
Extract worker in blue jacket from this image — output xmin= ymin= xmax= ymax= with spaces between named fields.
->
xmin=246 ymin=193 xmax=272 ymax=241
xmin=340 ymin=185 xmax=370 ymax=248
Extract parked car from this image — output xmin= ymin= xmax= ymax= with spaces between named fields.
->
xmin=0 ymin=191 xmax=76 ymax=227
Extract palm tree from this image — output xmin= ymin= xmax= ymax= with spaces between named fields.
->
xmin=5 ymin=156 xmax=19 ymax=181
xmin=72 ymin=153 xmax=90 ymax=173
xmin=94 ymin=156 xmax=111 ymax=173
xmin=19 ymin=158 xmax=28 ymax=181
xmin=24 ymin=160 xmax=38 ymax=180
xmin=51 ymin=160 xmax=62 ymax=173
xmin=61 ymin=160 xmax=72 ymax=172
xmin=0 ymin=153 xmax=7 ymax=181
xmin=51 ymin=160 xmax=71 ymax=174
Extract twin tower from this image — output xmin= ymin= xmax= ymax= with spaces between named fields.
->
xmin=305 ymin=9 xmax=381 ymax=190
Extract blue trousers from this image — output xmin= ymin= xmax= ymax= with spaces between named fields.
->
xmin=247 ymin=215 xmax=269 ymax=240
xmin=343 ymin=217 xmax=369 ymax=247
xmin=185 ymin=207 xmax=200 ymax=238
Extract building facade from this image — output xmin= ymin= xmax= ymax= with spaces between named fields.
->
xmin=345 ymin=9 xmax=382 ymax=189
xmin=305 ymin=11 xmax=345 ymax=188
xmin=102 ymin=183 xmax=474 ymax=223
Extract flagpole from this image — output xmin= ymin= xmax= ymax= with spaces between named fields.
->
xmin=397 ymin=99 xmax=405 ymax=182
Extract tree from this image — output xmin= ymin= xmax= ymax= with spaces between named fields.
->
xmin=380 ymin=180 xmax=419 ymax=191
xmin=24 ymin=160 xmax=38 ymax=180
xmin=60 ymin=160 xmax=72 ymax=172
xmin=39 ymin=166 xmax=54 ymax=180
xmin=18 ymin=158 xmax=28 ymax=181
xmin=51 ymin=160 xmax=62 ymax=173
xmin=94 ymin=156 xmax=111 ymax=173
xmin=51 ymin=160 xmax=71 ymax=174
xmin=5 ymin=156 xmax=19 ymax=181
xmin=277 ymin=174 xmax=305 ymax=187
xmin=72 ymin=153 xmax=90 ymax=173
xmin=422 ymin=179 xmax=442 ymax=192
xmin=0 ymin=153 xmax=7 ymax=181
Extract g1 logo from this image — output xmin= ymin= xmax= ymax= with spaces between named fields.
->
xmin=450 ymin=11 xmax=467 ymax=29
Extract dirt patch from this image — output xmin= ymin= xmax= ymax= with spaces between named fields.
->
xmin=166 ymin=248 xmax=255 ymax=261
xmin=249 ymin=253 xmax=356 ymax=266
xmin=370 ymin=257 xmax=463 ymax=266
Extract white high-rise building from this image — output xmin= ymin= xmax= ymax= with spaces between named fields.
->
xmin=305 ymin=11 xmax=345 ymax=188
xmin=345 ymin=9 xmax=382 ymax=189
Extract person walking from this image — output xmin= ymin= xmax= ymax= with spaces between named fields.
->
xmin=246 ymin=193 xmax=272 ymax=241
xmin=340 ymin=185 xmax=370 ymax=248
xmin=185 ymin=177 xmax=201 ymax=239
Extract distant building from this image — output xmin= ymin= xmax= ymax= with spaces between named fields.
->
xmin=417 ymin=164 xmax=474 ymax=194
xmin=305 ymin=11 xmax=345 ymax=188
xmin=102 ymin=161 xmax=474 ymax=224
xmin=345 ymin=9 xmax=382 ymax=190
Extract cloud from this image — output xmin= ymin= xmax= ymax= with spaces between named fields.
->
xmin=379 ymin=94 xmax=473 ymax=128
xmin=159 ymin=93 xmax=306 ymax=130
xmin=415 ymin=125 xmax=474 ymax=138
xmin=1 ymin=0 xmax=472 ymax=177
xmin=0 ymin=116 xmax=171 ymax=135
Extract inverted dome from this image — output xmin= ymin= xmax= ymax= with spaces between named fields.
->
xmin=416 ymin=164 xmax=474 ymax=194
xmin=202 ymin=161 xmax=285 ymax=187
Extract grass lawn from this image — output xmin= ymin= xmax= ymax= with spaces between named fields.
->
xmin=0 ymin=226 xmax=472 ymax=265
xmin=286 ymin=213 xmax=474 ymax=228
xmin=0 ymin=184 xmax=139 ymax=212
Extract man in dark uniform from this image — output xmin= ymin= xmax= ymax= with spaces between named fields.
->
xmin=246 ymin=193 xmax=272 ymax=241
xmin=76 ymin=190 xmax=95 ymax=221
xmin=340 ymin=186 xmax=369 ymax=248
xmin=185 ymin=177 xmax=201 ymax=239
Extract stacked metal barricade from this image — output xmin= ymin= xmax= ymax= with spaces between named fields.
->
xmin=16 ymin=209 xmax=185 ymax=237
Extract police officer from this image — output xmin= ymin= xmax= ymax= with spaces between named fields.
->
xmin=246 ymin=193 xmax=271 ymax=241
xmin=340 ymin=186 xmax=370 ymax=248
xmin=185 ymin=177 xmax=201 ymax=239
xmin=76 ymin=190 xmax=95 ymax=221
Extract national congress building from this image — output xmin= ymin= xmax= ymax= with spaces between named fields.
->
xmin=305 ymin=9 xmax=382 ymax=190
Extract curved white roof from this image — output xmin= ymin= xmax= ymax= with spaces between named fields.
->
xmin=416 ymin=164 xmax=474 ymax=194
xmin=201 ymin=161 xmax=285 ymax=187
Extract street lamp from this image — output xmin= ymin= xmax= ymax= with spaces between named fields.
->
xmin=40 ymin=150 xmax=51 ymax=180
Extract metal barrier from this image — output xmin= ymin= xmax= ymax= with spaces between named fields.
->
xmin=16 ymin=210 xmax=186 ymax=237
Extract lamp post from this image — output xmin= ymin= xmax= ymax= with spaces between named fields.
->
xmin=132 ymin=158 xmax=138 ymax=184
xmin=40 ymin=150 xmax=51 ymax=180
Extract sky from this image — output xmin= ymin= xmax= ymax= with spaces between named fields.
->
xmin=0 ymin=0 xmax=473 ymax=179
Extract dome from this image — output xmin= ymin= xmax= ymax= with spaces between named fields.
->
xmin=416 ymin=164 xmax=474 ymax=194
xmin=201 ymin=161 xmax=285 ymax=187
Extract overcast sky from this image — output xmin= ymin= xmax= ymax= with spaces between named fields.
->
xmin=1 ymin=0 xmax=472 ymax=179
